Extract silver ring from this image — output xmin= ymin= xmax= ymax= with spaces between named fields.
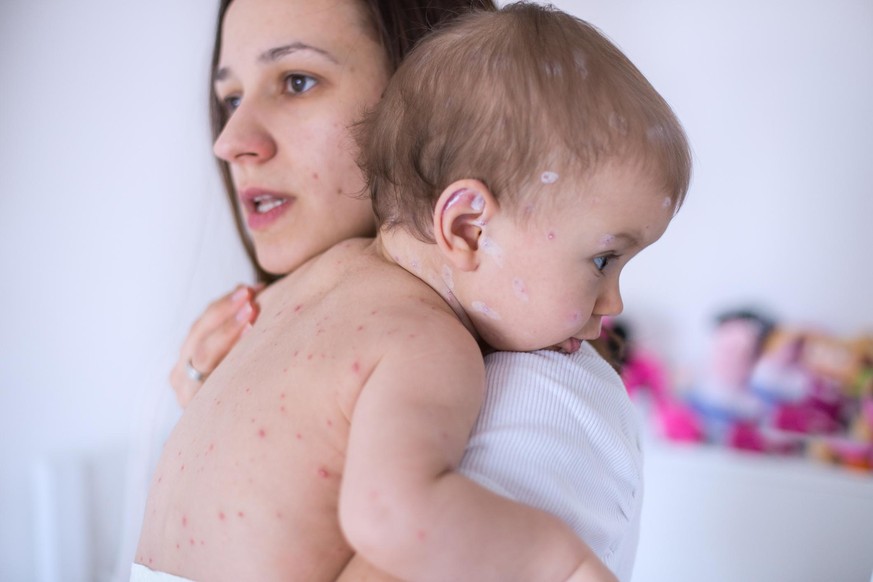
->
xmin=185 ymin=359 xmax=207 ymax=383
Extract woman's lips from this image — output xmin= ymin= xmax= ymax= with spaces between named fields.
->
xmin=240 ymin=189 xmax=294 ymax=231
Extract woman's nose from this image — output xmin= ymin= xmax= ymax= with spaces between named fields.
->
xmin=212 ymin=101 xmax=277 ymax=163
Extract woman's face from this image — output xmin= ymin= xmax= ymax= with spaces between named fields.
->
xmin=213 ymin=0 xmax=391 ymax=275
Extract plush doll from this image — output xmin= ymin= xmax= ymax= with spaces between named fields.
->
xmin=687 ymin=309 xmax=775 ymax=446
xmin=610 ymin=319 xmax=703 ymax=442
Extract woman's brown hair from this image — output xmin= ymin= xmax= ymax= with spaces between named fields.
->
xmin=208 ymin=0 xmax=496 ymax=284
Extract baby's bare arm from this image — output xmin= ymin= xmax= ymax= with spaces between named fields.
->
xmin=338 ymin=314 xmax=614 ymax=582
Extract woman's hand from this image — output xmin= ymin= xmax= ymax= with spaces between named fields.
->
xmin=169 ymin=284 xmax=262 ymax=407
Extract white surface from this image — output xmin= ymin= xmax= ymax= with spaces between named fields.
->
xmin=634 ymin=440 xmax=873 ymax=582
xmin=1 ymin=0 xmax=871 ymax=580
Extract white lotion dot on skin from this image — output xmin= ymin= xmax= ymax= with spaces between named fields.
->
xmin=598 ymin=234 xmax=615 ymax=248
xmin=441 ymin=265 xmax=454 ymax=290
xmin=471 ymin=194 xmax=485 ymax=212
xmin=480 ymin=236 xmax=504 ymax=267
xmin=512 ymin=278 xmax=529 ymax=302
xmin=472 ymin=301 xmax=501 ymax=320
xmin=662 ymin=196 xmax=673 ymax=210
xmin=540 ymin=171 xmax=559 ymax=185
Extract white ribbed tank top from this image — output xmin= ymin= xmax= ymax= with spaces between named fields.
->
xmin=459 ymin=341 xmax=643 ymax=581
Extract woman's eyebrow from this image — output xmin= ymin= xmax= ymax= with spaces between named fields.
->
xmin=259 ymin=42 xmax=338 ymax=65
xmin=215 ymin=42 xmax=338 ymax=81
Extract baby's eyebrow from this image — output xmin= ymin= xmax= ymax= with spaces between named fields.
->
xmin=215 ymin=42 xmax=338 ymax=82
xmin=600 ymin=233 xmax=639 ymax=248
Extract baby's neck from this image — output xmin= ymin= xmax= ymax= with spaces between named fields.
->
xmin=374 ymin=229 xmax=478 ymax=340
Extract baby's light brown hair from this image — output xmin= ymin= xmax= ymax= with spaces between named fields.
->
xmin=357 ymin=2 xmax=692 ymax=241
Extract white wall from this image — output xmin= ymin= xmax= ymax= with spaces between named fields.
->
xmin=0 ymin=1 xmax=251 ymax=580
xmin=552 ymin=0 xmax=873 ymax=367
xmin=1 ymin=1 xmax=871 ymax=581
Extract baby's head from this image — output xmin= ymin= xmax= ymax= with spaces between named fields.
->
xmin=358 ymin=2 xmax=692 ymax=352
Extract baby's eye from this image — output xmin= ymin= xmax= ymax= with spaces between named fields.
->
xmin=285 ymin=74 xmax=317 ymax=95
xmin=593 ymin=255 xmax=612 ymax=272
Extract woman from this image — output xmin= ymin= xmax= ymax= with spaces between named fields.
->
xmin=169 ymin=0 xmax=643 ymax=579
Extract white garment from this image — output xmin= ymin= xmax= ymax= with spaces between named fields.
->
xmin=130 ymin=563 xmax=193 ymax=582
xmin=459 ymin=342 xmax=644 ymax=582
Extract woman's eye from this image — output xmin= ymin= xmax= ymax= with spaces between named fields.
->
xmin=285 ymin=74 xmax=317 ymax=95
xmin=222 ymin=95 xmax=241 ymax=113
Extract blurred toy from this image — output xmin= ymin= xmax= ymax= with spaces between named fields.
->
xmin=609 ymin=319 xmax=703 ymax=442
xmin=687 ymin=309 xmax=775 ymax=446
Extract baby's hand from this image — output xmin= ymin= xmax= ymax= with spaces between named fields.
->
xmin=169 ymin=284 xmax=262 ymax=407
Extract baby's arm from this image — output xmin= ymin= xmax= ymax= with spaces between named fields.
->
xmin=339 ymin=317 xmax=614 ymax=582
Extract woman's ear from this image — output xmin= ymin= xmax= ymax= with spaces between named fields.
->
xmin=433 ymin=179 xmax=499 ymax=272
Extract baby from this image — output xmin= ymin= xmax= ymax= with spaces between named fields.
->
xmin=135 ymin=3 xmax=690 ymax=581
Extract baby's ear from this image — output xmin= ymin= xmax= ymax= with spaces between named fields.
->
xmin=433 ymin=179 xmax=499 ymax=272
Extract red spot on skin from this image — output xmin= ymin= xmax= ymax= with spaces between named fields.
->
xmin=148 ymin=557 xmax=154 ymax=565
xmin=318 ymin=467 xmax=330 ymax=478
xmin=245 ymin=387 xmax=251 ymax=394
xmin=307 ymin=353 xmax=314 ymax=360
xmin=283 ymin=367 xmax=288 ymax=373
xmin=294 ymin=304 xmax=303 ymax=313
xmin=276 ymin=511 xmax=284 ymax=519
xmin=547 ymin=231 xmax=556 ymax=240
xmin=351 ymin=361 xmax=360 ymax=373
xmin=356 ymin=325 xmax=364 ymax=332
xmin=182 ymin=515 xmax=188 ymax=527
xmin=280 ymin=393 xmax=286 ymax=399
xmin=238 ymin=511 xmax=245 ymax=518
xmin=280 ymin=405 xmax=286 ymax=413
xmin=312 ymin=172 xmax=319 ymax=180
xmin=258 ymin=428 xmax=267 ymax=438
xmin=408 ymin=333 xmax=417 ymax=339
xmin=417 ymin=529 xmax=427 ymax=541
xmin=208 ymin=443 xmax=215 ymax=453
xmin=293 ymin=350 xmax=299 ymax=358
xmin=215 ymin=399 xmax=222 ymax=406
xmin=250 ymin=417 xmax=256 ymax=423
xmin=177 ymin=450 xmax=182 ymax=456
xmin=176 ymin=543 xmax=180 ymax=550
xmin=200 ymin=540 xmax=205 ymax=546
xmin=370 ymin=310 xmax=378 ymax=316
xmin=219 ymin=512 xmax=226 ymax=521
xmin=296 ymin=433 xmax=303 ymax=440
xmin=156 ymin=475 xmax=162 ymax=484
xmin=180 ymin=464 xmax=185 ymax=472
xmin=326 ymin=419 xmax=333 ymax=428
xmin=189 ymin=537 xmax=196 ymax=546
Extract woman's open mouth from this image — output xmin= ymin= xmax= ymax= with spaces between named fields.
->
xmin=240 ymin=189 xmax=294 ymax=231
